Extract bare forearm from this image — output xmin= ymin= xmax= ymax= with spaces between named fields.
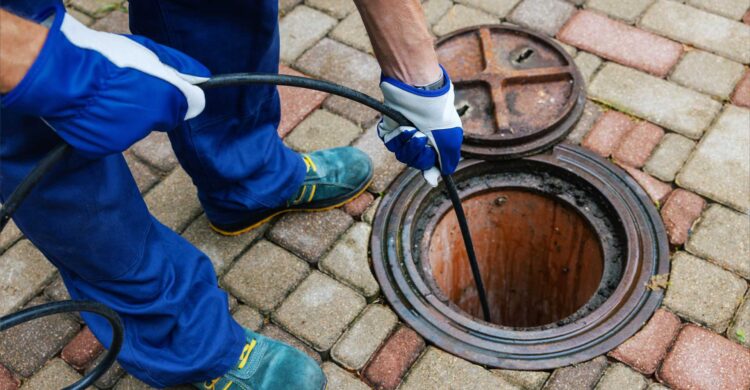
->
xmin=0 ymin=9 xmax=47 ymax=93
xmin=354 ymin=0 xmax=441 ymax=86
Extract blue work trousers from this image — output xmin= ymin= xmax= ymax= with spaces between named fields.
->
xmin=0 ymin=0 xmax=305 ymax=386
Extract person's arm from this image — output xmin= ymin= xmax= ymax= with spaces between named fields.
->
xmin=0 ymin=9 xmax=48 ymax=93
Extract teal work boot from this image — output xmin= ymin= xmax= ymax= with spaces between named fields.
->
xmin=210 ymin=146 xmax=373 ymax=235
xmin=193 ymin=328 xmax=326 ymax=390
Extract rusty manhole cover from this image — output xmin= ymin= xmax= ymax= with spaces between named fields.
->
xmin=437 ymin=25 xmax=585 ymax=159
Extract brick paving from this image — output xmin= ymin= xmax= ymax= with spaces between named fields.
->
xmin=3 ymin=0 xmax=750 ymax=388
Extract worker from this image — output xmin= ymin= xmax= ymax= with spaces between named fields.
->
xmin=0 ymin=0 xmax=463 ymax=388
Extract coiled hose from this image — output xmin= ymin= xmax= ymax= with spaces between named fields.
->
xmin=0 ymin=73 xmax=490 ymax=389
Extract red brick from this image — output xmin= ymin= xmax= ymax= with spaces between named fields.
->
xmin=0 ymin=364 xmax=19 ymax=390
xmin=582 ymin=111 xmax=635 ymax=157
xmin=608 ymin=309 xmax=682 ymax=375
xmin=620 ymin=165 xmax=673 ymax=204
xmin=613 ymin=121 xmax=665 ymax=168
xmin=660 ymin=189 xmax=706 ymax=245
xmin=91 ymin=10 xmax=130 ymax=34
xmin=342 ymin=192 xmax=374 ymax=219
xmin=658 ymin=324 xmax=750 ymax=390
xmin=61 ymin=327 xmax=104 ymax=371
xmin=744 ymin=9 xmax=750 ymax=25
xmin=363 ymin=326 xmax=426 ymax=390
xmin=558 ymin=10 xmax=683 ymax=77
xmin=278 ymin=65 xmax=329 ymax=138
xmin=731 ymin=70 xmax=750 ymax=109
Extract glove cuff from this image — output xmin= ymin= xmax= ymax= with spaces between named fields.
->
xmin=380 ymin=65 xmax=452 ymax=98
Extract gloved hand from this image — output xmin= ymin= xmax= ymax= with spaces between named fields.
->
xmin=377 ymin=66 xmax=463 ymax=187
xmin=0 ymin=4 xmax=210 ymax=158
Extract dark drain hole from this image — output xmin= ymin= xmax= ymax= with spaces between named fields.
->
xmin=513 ymin=48 xmax=535 ymax=64
xmin=428 ymin=189 xmax=604 ymax=328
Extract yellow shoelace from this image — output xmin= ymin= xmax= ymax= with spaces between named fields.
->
xmin=203 ymin=339 xmax=257 ymax=390
xmin=292 ymin=155 xmax=318 ymax=204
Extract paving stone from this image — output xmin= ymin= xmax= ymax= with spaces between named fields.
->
xmin=222 ymin=240 xmax=309 ymax=312
xmin=319 ymin=223 xmax=379 ymax=298
xmin=143 ymin=167 xmax=201 ymax=233
xmin=363 ymin=326 xmax=426 ymax=390
xmin=0 ymin=240 xmax=56 ymax=317
xmin=660 ymin=189 xmax=705 ymax=246
xmin=544 ymin=356 xmax=609 ymax=390
xmin=113 ymin=374 xmax=154 ymax=390
xmin=732 ymin=70 xmax=750 ymax=108
xmin=400 ymin=347 xmax=518 ymax=390
xmin=565 ymin=100 xmax=604 ymax=144
xmin=670 ymin=51 xmax=746 ymax=99
xmin=330 ymin=12 xmax=373 ymax=54
xmin=492 ymin=369 xmax=550 ymax=390
xmin=342 ymin=191 xmax=374 ymax=219
xmin=745 ymin=8 xmax=750 ymax=23
xmin=280 ymin=6 xmax=337 ymax=63
xmin=69 ymin=0 xmax=120 ymax=16
xmin=278 ymin=65 xmax=329 ymax=138
xmin=640 ymin=0 xmax=750 ymax=64
xmin=67 ymin=8 xmax=94 ymax=26
xmin=508 ymin=0 xmax=576 ymax=36
xmin=0 ymin=298 xmax=80 ymax=377
xmin=305 ymin=0 xmax=355 ymax=19
xmin=182 ymin=214 xmax=263 ymax=277
xmin=595 ymin=363 xmax=646 ymax=390
xmin=0 ymin=220 xmax=22 ymax=253
xmin=559 ymin=11 xmax=682 ymax=77
xmin=728 ymin=290 xmax=750 ymax=347
xmin=643 ymin=133 xmax=696 ymax=182
xmin=91 ymin=9 xmax=129 ymax=34
xmin=454 ymin=0 xmax=522 ymax=17
xmin=589 ymin=63 xmax=722 ymax=139
xmin=647 ymin=384 xmax=669 ymax=390
xmin=353 ymin=126 xmax=407 ymax=193
xmin=663 ymin=252 xmax=747 ymax=332
xmin=0 ymin=364 xmax=19 ymax=389
xmin=232 ymin=305 xmax=264 ymax=332
xmin=581 ymin=110 xmax=635 ymax=157
xmin=658 ymin=324 xmax=750 ymax=390
xmin=686 ymin=204 xmax=750 ymax=278
xmin=362 ymin=196 xmax=381 ymax=225
xmin=273 ymin=271 xmax=366 ymax=351
xmin=279 ymin=0 xmax=303 ymax=15
xmin=608 ymin=309 xmax=682 ymax=375
xmin=285 ymin=110 xmax=362 ymax=153
xmin=43 ymin=276 xmax=71 ymax=302
xmin=423 ymin=0 xmax=454 ymax=25
xmin=331 ymin=304 xmax=398 ymax=370
xmin=260 ymin=323 xmax=322 ymax=363
xmin=584 ymin=0 xmax=655 ymax=23
xmin=432 ymin=5 xmax=499 ymax=37
xmin=21 ymin=358 xmax=81 ymax=390
xmin=131 ymin=132 xmax=178 ymax=173
xmin=574 ymin=51 xmax=602 ymax=85
xmin=267 ymin=208 xmax=353 ymax=262
xmin=685 ymin=0 xmax=750 ymax=20
xmin=61 ymin=327 xmax=103 ymax=371
xmin=86 ymin=353 xmax=126 ymax=389
xmin=554 ymin=39 xmax=578 ymax=57
xmin=124 ymin=151 xmax=161 ymax=194
xmin=677 ymin=105 xmax=750 ymax=212
xmin=613 ymin=121 xmax=664 ymax=168
xmin=323 ymin=96 xmax=381 ymax=129
xmin=322 ymin=362 xmax=370 ymax=390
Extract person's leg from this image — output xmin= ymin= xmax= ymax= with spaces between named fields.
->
xmin=0 ymin=112 xmax=244 ymax=387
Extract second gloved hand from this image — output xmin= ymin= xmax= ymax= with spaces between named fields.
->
xmin=377 ymin=66 xmax=463 ymax=187
xmin=0 ymin=4 xmax=210 ymax=158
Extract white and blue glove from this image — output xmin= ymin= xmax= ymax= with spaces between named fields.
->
xmin=378 ymin=66 xmax=463 ymax=187
xmin=1 ymin=4 xmax=210 ymax=158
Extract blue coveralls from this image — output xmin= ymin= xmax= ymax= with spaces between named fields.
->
xmin=0 ymin=0 xmax=306 ymax=386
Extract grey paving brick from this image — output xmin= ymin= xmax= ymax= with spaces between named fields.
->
xmin=273 ymin=271 xmax=366 ymax=351
xmin=647 ymin=384 xmax=670 ymax=390
xmin=280 ymin=5 xmax=337 ymax=63
xmin=685 ymin=0 xmax=750 ymax=20
xmin=322 ymin=362 xmax=370 ymax=390
xmin=43 ymin=276 xmax=71 ymax=302
xmin=663 ymin=252 xmax=747 ymax=332
xmin=492 ymin=369 xmax=550 ymax=390
xmin=68 ymin=0 xmax=121 ymax=16
xmin=131 ymin=132 xmax=178 ymax=173
xmin=594 ymin=363 xmax=647 ymax=390
xmin=574 ymin=51 xmax=602 ymax=85
xmin=566 ymin=100 xmax=604 ymax=145
xmin=260 ymin=324 xmax=322 ymax=364
xmin=728 ymin=290 xmax=750 ymax=347
xmin=305 ymin=0 xmax=356 ymax=19
xmin=124 ymin=151 xmax=161 ymax=194
xmin=319 ymin=222 xmax=379 ymax=298
xmin=400 ymin=347 xmax=518 ymax=390
xmin=589 ymin=63 xmax=722 ymax=139
xmin=0 ymin=240 xmax=56 ymax=317
xmin=362 ymin=196 xmax=381 ymax=224
xmin=68 ymin=8 xmax=94 ymax=26
xmin=454 ymin=0 xmax=522 ymax=17
xmin=280 ymin=0 xmax=303 ymax=15
xmin=639 ymin=0 xmax=750 ymax=64
xmin=21 ymin=358 xmax=81 ymax=390
xmin=353 ymin=126 xmax=407 ymax=193
xmin=670 ymin=51 xmax=746 ymax=99
xmin=545 ymin=356 xmax=609 ymax=390
xmin=144 ymin=167 xmax=201 ymax=233
xmin=232 ymin=305 xmax=264 ymax=332
xmin=432 ymin=5 xmax=499 ymax=37
xmin=285 ymin=110 xmax=362 ymax=153
xmin=182 ymin=214 xmax=264 ymax=277
xmin=423 ymin=0 xmax=453 ymax=26
xmin=677 ymin=105 xmax=750 ymax=211
xmin=643 ymin=133 xmax=696 ymax=182
xmin=330 ymin=12 xmax=373 ymax=54
xmin=0 ymin=220 xmax=22 ymax=253
xmin=686 ymin=204 xmax=750 ymax=278
xmin=508 ymin=0 xmax=576 ymax=36
xmin=331 ymin=304 xmax=398 ymax=370
xmin=113 ymin=374 xmax=154 ymax=390
xmin=86 ymin=353 xmax=125 ymax=389
xmin=267 ymin=209 xmax=353 ymax=263
xmin=222 ymin=240 xmax=309 ymax=312
xmin=585 ymin=0 xmax=655 ymax=23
